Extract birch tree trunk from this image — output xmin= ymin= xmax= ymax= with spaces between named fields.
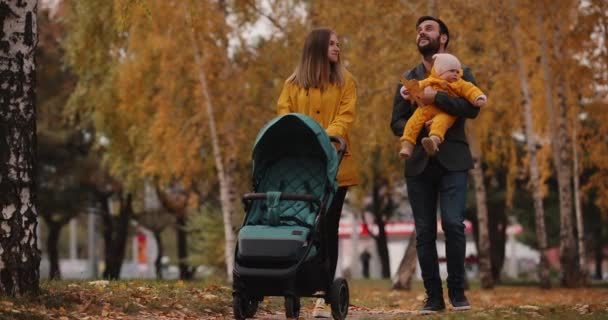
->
xmin=0 ymin=0 xmax=40 ymax=296
xmin=509 ymin=0 xmax=551 ymax=288
xmin=467 ymin=130 xmax=493 ymax=289
xmin=187 ymin=14 xmax=236 ymax=282
xmin=552 ymin=19 xmax=581 ymax=287
xmin=572 ymin=118 xmax=586 ymax=279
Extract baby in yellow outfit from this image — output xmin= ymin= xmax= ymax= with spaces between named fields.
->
xmin=399 ymin=53 xmax=486 ymax=159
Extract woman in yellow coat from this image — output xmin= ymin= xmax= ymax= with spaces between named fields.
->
xmin=276 ymin=27 xmax=359 ymax=318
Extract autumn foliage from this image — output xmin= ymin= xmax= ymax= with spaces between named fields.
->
xmin=52 ymin=0 xmax=608 ymax=285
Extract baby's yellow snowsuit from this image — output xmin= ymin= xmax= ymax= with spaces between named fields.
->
xmin=401 ymin=67 xmax=485 ymax=145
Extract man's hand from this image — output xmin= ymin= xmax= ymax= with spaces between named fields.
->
xmin=420 ymin=86 xmax=437 ymax=105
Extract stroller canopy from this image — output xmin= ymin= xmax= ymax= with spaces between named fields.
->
xmin=251 ymin=113 xmax=339 ymax=190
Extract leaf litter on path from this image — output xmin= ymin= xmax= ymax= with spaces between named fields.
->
xmin=0 ymin=279 xmax=606 ymax=319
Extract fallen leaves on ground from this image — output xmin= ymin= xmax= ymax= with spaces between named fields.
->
xmin=0 ymin=279 xmax=606 ymax=319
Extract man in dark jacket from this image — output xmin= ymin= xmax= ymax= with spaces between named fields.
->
xmin=390 ymin=16 xmax=479 ymax=314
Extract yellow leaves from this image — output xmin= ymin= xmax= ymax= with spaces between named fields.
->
xmin=399 ymin=78 xmax=424 ymax=107
xmin=65 ymin=0 xmax=608 ymax=219
xmin=88 ymin=280 xmax=110 ymax=287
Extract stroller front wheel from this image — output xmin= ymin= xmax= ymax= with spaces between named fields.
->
xmin=328 ymin=277 xmax=349 ymax=320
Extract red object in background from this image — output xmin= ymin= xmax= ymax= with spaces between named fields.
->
xmin=338 ymin=220 xmax=474 ymax=237
xmin=361 ymin=222 xmax=370 ymax=236
xmin=137 ymin=233 xmax=147 ymax=264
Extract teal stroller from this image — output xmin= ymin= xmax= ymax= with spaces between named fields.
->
xmin=232 ymin=113 xmax=349 ymax=320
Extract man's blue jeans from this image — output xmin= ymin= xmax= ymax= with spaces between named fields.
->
xmin=406 ymin=160 xmax=468 ymax=296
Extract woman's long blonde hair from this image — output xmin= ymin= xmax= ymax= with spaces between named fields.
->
xmin=287 ymin=28 xmax=344 ymax=89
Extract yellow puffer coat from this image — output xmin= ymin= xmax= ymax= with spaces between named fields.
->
xmin=276 ymin=70 xmax=359 ymax=187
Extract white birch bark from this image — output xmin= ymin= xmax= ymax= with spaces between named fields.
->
xmin=509 ymin=0 xmax=551 ymax=288
xmin=186 ymin=11 xmax=236 ymax=282
xmin=0 ymin=0 xmax=41 ymax=296
xmin=467 ymin=130 xmax=493 ymax=288
xmin=552 ymin=18 xmax=580 ymax=287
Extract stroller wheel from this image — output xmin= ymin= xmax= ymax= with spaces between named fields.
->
xmin=328 ymin=278 xmax=349 ymax=320
xmin=284 ymin=295 xmax=301 ymax=319
xmin=233 ymin=294 xmax=259 ymax=320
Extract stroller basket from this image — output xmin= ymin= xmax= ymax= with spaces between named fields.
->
xmin=238 ymin=193 xmax=322 ymax=265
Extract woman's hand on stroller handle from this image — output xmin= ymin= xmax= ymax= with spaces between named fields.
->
xmin=329 ymin=136 xmax=346 ymax=161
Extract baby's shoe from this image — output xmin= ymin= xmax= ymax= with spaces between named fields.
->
xmin=399 ymin=141 xmax=414 ymax=160
xmin=421 ymin=135 xmax=441 ymax=156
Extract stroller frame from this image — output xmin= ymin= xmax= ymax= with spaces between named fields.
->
xmin=232 ymin=114 xmax=349 ymax=320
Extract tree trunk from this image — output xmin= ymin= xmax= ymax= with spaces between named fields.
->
xmin=47 ymin=222 xmax=61 ymax=280
xmin=176 ymin=215 xmax=193 ymax=280
xmin=0 ymin=0 xmax=40 ymax=297
xmin=509 ymin=0 xmax=551 ymax=288
xmin=187 ymin=12 xmax=236 ymax=282
xmin=367 ymin=170 xmax=392 ymax=279
xmin=114 ymin=195 xmax=132 ymax=278
xmin=154 ymin=231 xmax=163 ymax=280
xmin=100 ymin=194 xmax=113 ymax=279
xmin=467 ymin=130 xmax=493 ymax=288
xmin=489 ymin=209 xmax=507 ymax=282
xmin=537 ymin=5 xmax=582 ymax=287
xmin=468 ymin=203 xmax=507 ymax=283
xmin=572 ymin=119 xmax=586 ymax=279
xmin=375 ymin=219 xmax=391 ymax=278
xmin=392 ymin=231 xmax=417 ymax=290
xmin=101 ymin=194 xmax=132 ymax=280
xmin=593 ymin=222 xmax=603 ymax=280
xmin=552 ymin=19 xmax=581 ymax=288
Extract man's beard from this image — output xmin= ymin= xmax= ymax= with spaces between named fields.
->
xmin=417 ymin=36 xmax=441 ymax=58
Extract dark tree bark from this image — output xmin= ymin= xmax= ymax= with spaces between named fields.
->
xmin=176 ymin=215 xmax=194 ymax=280
xmin=157 ymin=189 xmax=194 ymax=280
xmin=592 ymin=209 xmax=604 ymax=280
xmin=0 ymin=0 xmax=40 ymax=297
xmin=47 ymin=223 xmax=61 ymax=280
xmin=153 ymin=231 xmax=163 ymax=279
xmin=41 ymin=214 xmax=72 ymax=280
xmin=46 ymin=221 xmax=62 ymax=280
xmin=489 ymin=211 xmax=507 ymax=282
xmin=374 ymin=218 xmax=390 ymax=278
xmin=101 ymin=193 xmax=132 ymax=280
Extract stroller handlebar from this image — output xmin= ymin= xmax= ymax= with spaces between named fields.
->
xmin=329 ymin=136 xmax=346 ymax=163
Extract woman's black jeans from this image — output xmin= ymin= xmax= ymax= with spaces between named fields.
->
xmin=326 ymin=186 xmax=348 ymax=281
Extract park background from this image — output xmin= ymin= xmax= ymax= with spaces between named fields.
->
xmin=2 ymin=0 xmax=608 ymax=319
